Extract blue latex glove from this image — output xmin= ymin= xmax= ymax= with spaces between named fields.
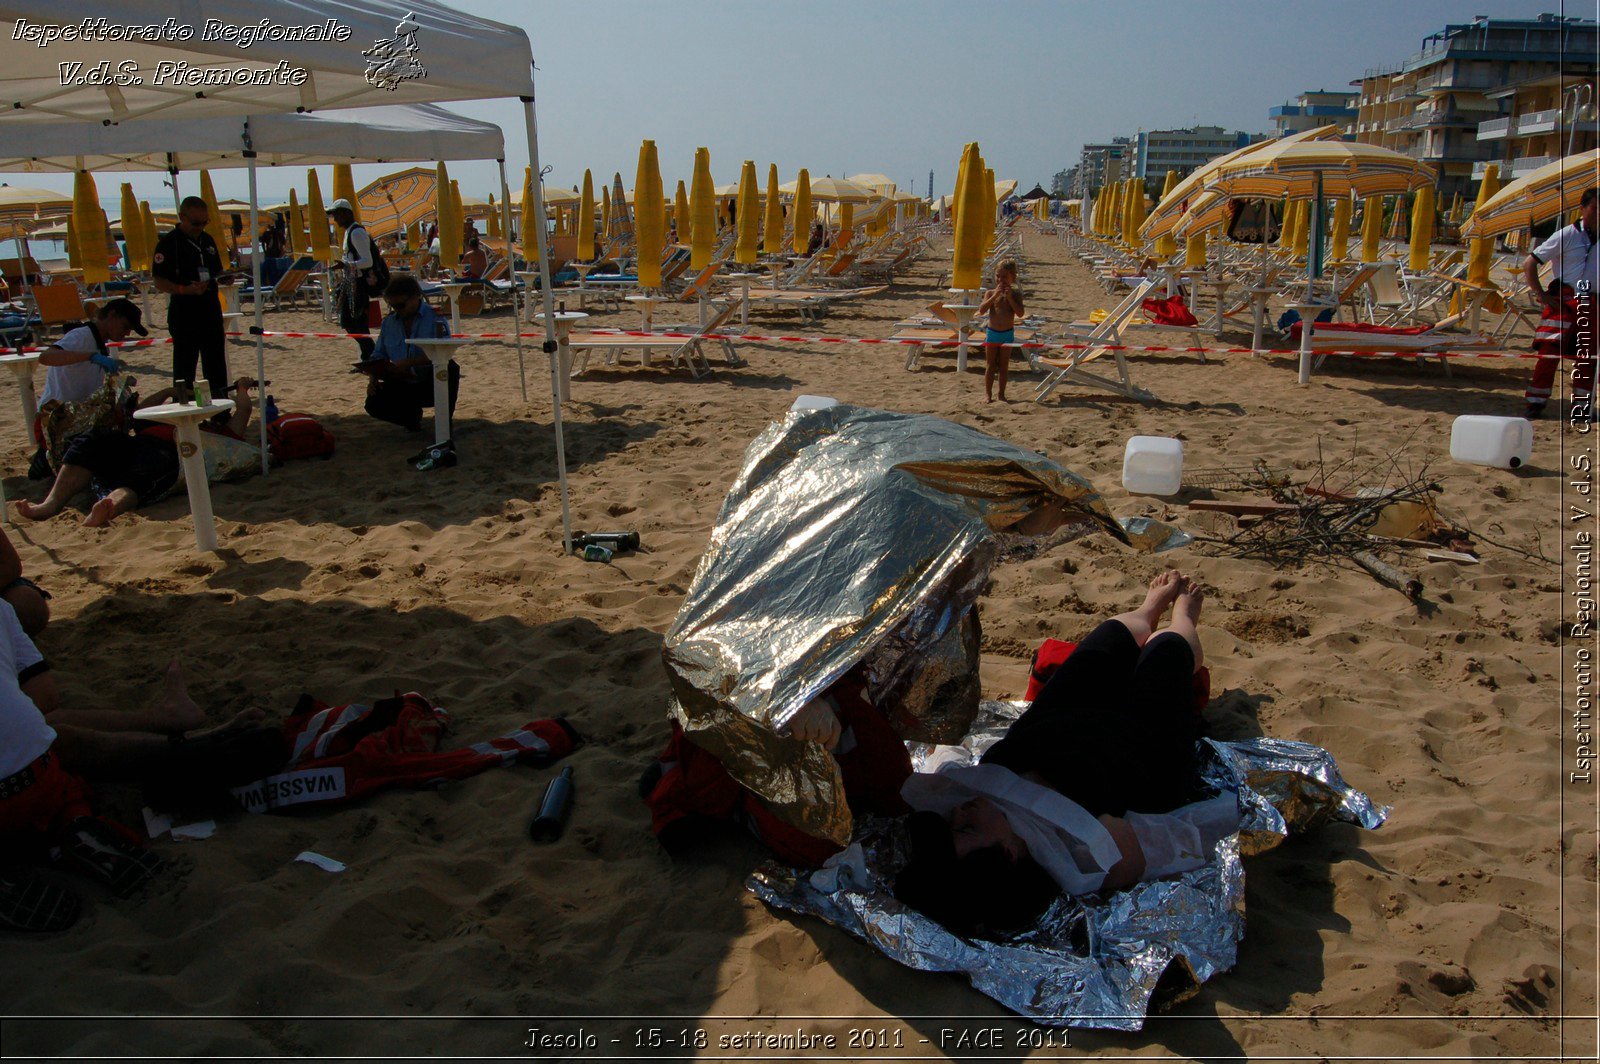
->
xmin=89 ymin=353 xmax=121 ymax=372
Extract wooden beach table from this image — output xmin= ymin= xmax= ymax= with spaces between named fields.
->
xmin=132 ymin=399 xmax=235 ymax=553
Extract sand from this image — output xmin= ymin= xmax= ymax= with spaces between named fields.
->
xmin=0 ymin=227 xmax=1590 ymax=1059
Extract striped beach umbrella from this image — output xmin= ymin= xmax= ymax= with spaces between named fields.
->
xmin=1460 ymin=148 xmax=1600 ymax=240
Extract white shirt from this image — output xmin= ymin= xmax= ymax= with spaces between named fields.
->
xmin=1533 ymin=221 xmax=1599 ymax=295
xmin=0 ymin=599 xmax=52 ymax=778
xmin=38 ymin=325 xmax=107 ymax=410
xmin=342 ymin=224 xmax=374 ymax=270
xmin=901 ymin=753 xmax=1241 ymax=894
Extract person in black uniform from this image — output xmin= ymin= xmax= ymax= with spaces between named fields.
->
xmin=150 ymin=196 xmax=228 ymax=393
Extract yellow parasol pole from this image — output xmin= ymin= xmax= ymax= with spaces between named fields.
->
xmin=635 ymin=139 xmax=664 ymax=289
xmin=1154 ymin=169 xmax=1179 ymax=259
xmin=578 ymin=170 xmax=595 ymax=261
xmin=690 ymin=147 xmax=715 ymax=272
xmin=1360 ymin=196 xmax=1383 ymax=263
xmin=951 ymin=142 xmax=986 ymax=291
xmin=332 ymin=164 xmax=359 ymax=223
xmin=762 ymin=163 xmax=783 ymax=256
xmin=1407 ymin=185 xmax=1435 ymax=273
xmin=735 ymin=160 xmax=759 ymax=266
xmin=1329 ymin=193 xmax=1352 ymax=262
xmin=792 ymin=169 xmax=812 ymax=255
xmin=673 ymin=180 xmax=689 ymax=243
xmin=120 ymin=183 xmax=148 ymax=271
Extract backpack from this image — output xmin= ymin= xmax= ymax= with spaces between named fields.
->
xmin=349 ymin=224 xmax=389 ymax=296
xmin=266 ymin=413 xmax=335 ymax=461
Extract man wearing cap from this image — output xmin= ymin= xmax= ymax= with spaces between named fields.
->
xmin=330 ymin=199 xmax=379 ymax=360
xmin=151 ymin=196 xmax=229 ymax=393
xmin=1523 ymin=186 xmax=1599 ymax=420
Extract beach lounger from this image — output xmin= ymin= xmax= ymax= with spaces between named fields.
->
xmin=239 ymin=255 xmax=318 ymax=310
xmin=31 ymin=282 xmax=86 ymax=337
xmin=565 ymin=300 xmax=743 ymax=379
xmin=1034 ymin=279 xmax=1160 ymax=403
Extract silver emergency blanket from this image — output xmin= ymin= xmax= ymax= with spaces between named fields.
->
xmin=662 ymin=405 xmax=1187 ymax=847
xmin=747 ymin=701 xmax=1388 ymax=1031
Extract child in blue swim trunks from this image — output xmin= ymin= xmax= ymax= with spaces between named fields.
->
xmin=977 ymin=260 xmax=1024 ymax=402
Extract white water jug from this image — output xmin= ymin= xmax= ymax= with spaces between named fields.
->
xmin=1450 ymin=415 xmax=1532 ymax=469
xmin=1123 ymin=436 xmax=1184 ymax=496
xmin=790 ymin=394 xmax=839 ymax=412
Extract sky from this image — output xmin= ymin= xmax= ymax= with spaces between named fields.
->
xmin=1 ymin=0 xmax=1577 ymax=208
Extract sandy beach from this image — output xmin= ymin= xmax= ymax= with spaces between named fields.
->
xmin=0 ymin=225 xmax=1587 ymax=1059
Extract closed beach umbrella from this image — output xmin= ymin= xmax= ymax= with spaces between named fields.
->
xmin=1460 ymin=149 xmax=1600 ymax=240
xmin=1291 ymin=197 xmax=1310 ymax=259
xmin=635 ymin=139 xmax=665 ymax=288
xmin=308 ymin=169 xmax=335 ymax=266
xmin=198 ymin=170 xmax=231 ymax=261
xmin=434 ymin=162 xmax=461 ymax=268
xmin=1465 ymin=164 xmax=1501 ymax=288
xmin=951 ymin=142 xmax=986 ymax=291
xmin=601 ymin=185 xmax=612 ymax=242
xmin=983 ymin=167 xmax=997 ymax=255
xmin=837 ymin=202 xmax=855 ymax=250
xmin=1185 ymin=230 xmax=1207 ymax=268
xmin=690 ymin=147 xmax=715 ymax=271
xmin=1121 ymin=177 xmax=1138 ymax=247
xmin=1104 ymin=181 xmax=1122 ymax=239
xmin=140 ymin=202 xmax=158 ymax=267
xmin=286 ymin=189 xmax=302 ymax=256
xmin=1360 ymin=196 xmax=1383 ymax=263
xmin=1276 ymin=197 xmax=1297 ymax=255
xmin=763 ymin=164 xmax=783 ymax=256
xmin=120 ymin=183 xmax=148 ymax=271
xmin=792 ymin=169 xmax=813 ymax=255
xmin=486 ymin=194 xmax=500 ymax=239
xmin=673 ymin=180 xmax=689 ymax=242
xmin=1407 ymin=185 xmax=1435 ymax=273
xmin=450 ymin=180 xmax=465 ymax=256
xmin=521 ymin=167 xmax=540 ymax=264
xmin=1329 ymin=193 xmax=1352 ymax=262
xmin=1154 ymin=170 xmax=1179 ymax=259
xmin=735 ymin=160 xmax=759 ymax=266
xmin=72 ymin=170 xmax=109 ymax=284
xmin=578 ymin=170 xmax=595 ymax=261
xmin=64 ymin=213 xmax=82 ymax=271
xmin=332 ymin=164 xmax=360 ymax=223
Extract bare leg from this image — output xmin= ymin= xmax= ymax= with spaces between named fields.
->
xmin=84 ymin=488 xmax=138 ymax=528
xmin=1106 ymin=570 xmax=1184 ymax=647
xmin=2 ymin=585 xmax=49 ymax=636
xmin=983 ymin=344 xmax=1000 ymax=401
xmin=996 ymin=347 xmax=1011 ymax=402
xmin=1152 ymin=577 xmax=1205 ymax=671
xmin=16 ymin=465 xmax=93 ymax=520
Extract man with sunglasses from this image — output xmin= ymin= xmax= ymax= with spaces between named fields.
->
xmin=361 ymin=274 xmax=459 ymax=433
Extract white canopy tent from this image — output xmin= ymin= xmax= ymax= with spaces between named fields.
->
xmin=0 ymin=0 xmax=571 ymax=550
xmin=0 ymin=103 xmax=511 ymax=475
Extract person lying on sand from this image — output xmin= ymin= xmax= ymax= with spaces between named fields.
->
xmin=17 ymin=377 xmax=259 ymax=528
xmin=0 ymin=602 xmax=267 ymax=930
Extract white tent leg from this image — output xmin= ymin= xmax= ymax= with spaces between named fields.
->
xmin=523 ymin=93 xmax=572 ymax=555
xmin=497 ymin=158 xmax=527 ymax=403
xmin=246 ymin=127 xmax=269 ymax=476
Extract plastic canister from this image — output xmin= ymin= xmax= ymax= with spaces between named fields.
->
xmin=1449 ymin=415 xmax=1532 ymax=469
xmin=790 ymin=394 xmax=840 ymax=413
xmin=1122 ymin=436 xmax=1184 ymax=496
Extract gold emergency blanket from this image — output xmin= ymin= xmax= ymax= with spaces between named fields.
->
xmin=662 ymin=404 xmax=1187 ymax=845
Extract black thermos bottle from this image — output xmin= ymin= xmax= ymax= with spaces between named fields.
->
xmin=530 ymin=766 xmax=574 ymax=842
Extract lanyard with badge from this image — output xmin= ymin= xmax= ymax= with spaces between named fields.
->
xmin=186 ymin=236 xmax=211 ymax=285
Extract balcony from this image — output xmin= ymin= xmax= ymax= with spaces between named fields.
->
xmin=1516 ymin=107 xmax=1562 ymax=135
xmin=1477 ymin=116 xmax=1513 ymax=139
xmin=1511 ymin=154 xmax=1553 ymax=176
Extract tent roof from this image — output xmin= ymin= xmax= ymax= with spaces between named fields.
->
xmin=1020 ymin=184 xmax=1050 ymax=200
xmin=0 ymin=2 xmax=533 ymax=124
xmin=0 ymin=103 xmax=505 ymax=173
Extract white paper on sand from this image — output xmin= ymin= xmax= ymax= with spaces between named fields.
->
xmin=171 ymin=821 xmax=217 ymax=841
xmin=295 ymin=851 xmax=346 ymax=873
xmin=141 ymin=807 xmax=172 ymax=839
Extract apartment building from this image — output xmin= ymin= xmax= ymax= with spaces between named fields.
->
xmin=1475 ymin=71 xmax=1598 ymax=181
xmin=1269 ymin=90 xmax=1359 ymax=137
xmin=1131 ymin=126 xmax=1269 ymax=186
xmin=1075 ymin=137 xmax=1130 ymax=196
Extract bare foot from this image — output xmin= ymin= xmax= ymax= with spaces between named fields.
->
xmin=15 ymin=499 xmax=58 ymax=521
xmin=158 ymin=660 xmax=207 ymax=733
xmin=187 ymin=706 xmax=269 ymax=741
xmin=1174 ymin=577 xmax=1206 ymax=627
xmin=83 ymin=497 xmax=119 ymax=528
xmin=985 ymin=395 xmax=994 ymax=403
xmin=1137 ymin=570 xmax=1185 ymax=625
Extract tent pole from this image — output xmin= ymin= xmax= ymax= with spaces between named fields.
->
xmin=497 ymin=157 xmax=527 ymax=402
xmin=244 ymin=123 xmax=269 ymax=477
xmin=523 ymin=89 xmax=572 ymax=555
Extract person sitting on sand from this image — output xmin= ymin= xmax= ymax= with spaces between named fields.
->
xmin=975 ymin=260 xmax=1024 ymax=403
xmin=0 ymin=526 xmax=49 ymax=636
xmin=361 ymin=274 xmax=459 ymax=434
xmin=885 ymin=572 xmax=1239 ymax=937
xmin=0 ymin=599 xmax=266 ymax=929
xmin=18 ymin=377 xmax=261 ymax=528
xmin=459 ymin=234 xmax=489 ymax=280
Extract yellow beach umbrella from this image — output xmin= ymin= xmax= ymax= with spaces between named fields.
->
xmin=690 ymin=147 xmax=715 ymax=271
xmin=64 ymin=213 xmax=82 ymax=271
xmin=673 ymin=180 xmax=689 ymax=242
xmin=1276 ymin=197 xmax=1297 ymax=255
xmin=837 ymin=202 xmax=855 ymax=250
xmin=1103 ymin=181 xmax=1121 ymax=239
xmin=1465 ymin=164 xmax=1501 ymax=287
xmin=1407 ymin=185 xmax=1435 ymax=273
xmin=521 ymin=167 xmax=540 ymax=263
xmin=198 ymin=170 xmax=230 ymax=261
xmin=635 ymin=139 xmax=665 ymax=288
xmin=72 ymin=170 xmax=109 ymax=284
xmin=1460 ymin=148 xmax=1600 ymax=240
xmin=735 ymin=160 xmax=759 ymax=266
xmin=486 ymin=194 xmax=500 ymax=239
xmin=762 ymin=164 xmax=783 ymax=256
xmin=1291 ymin=197 xmax=1310 ymax=259
xmin=286 ymin=189 xmax=303 ymax=256
xmin=951 ymin=142 xmax=986 ymax=291
xmin=120 ymin=183 xmax=148 ymax=271
xmin=1154 ymin=170 xmax=1179 ymax=258
xmin=578 ymin=170 xmax=595 ymax=261
xmin=332 ymin=164 xmax=359 ymax=223
xmin=1360 ymin=195 xmax=1383 ymax=263
xmin=140 ymin=202 xmax=158 ymax=266
xmin=1329 ymin=193 xmax=1352 ymax=262
xmin=1185 ymin=230 xmax=1207 ymax=269
xmin=792 ymin=169 xmax=812 ymax=254
xmin=601 ymin=185 xmax=612 ymax=242
xmin=983 ymin=166 xmax=997 ymax=255
xmin=434 ymin=162 xmax=461 ymax=268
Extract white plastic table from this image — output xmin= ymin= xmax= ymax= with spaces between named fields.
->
xmin=405 ymin=337 xmax=477 ymax=445
xmin=436 ymin=282 xmax=472 ymax=335
xmin=0 ymin=352 xmax=40 ymax=438
xmin=536 ymin=311 xmax=588 ymax=404
xmin=1287 ymin=301 xmax=1329 ymax=386
xmin=1244 ymin=286 xmax=1279 ymax=356
xmin=132 ymin=399 xmax=235 ymax=552
xmin=625 ymin=295 xmax=664 ymax=367
xmin=516 ymin=272 xmax=542 ymax=320
xmin=945 ymin=293 xmax=981 ymax=373
xmin=571 ymin=263 xmax=595 ymax=307
xmin=1199 ymin=277 xmax=1234 ymax=336
xmin=725 ymin=272 xmax=757 ymax=328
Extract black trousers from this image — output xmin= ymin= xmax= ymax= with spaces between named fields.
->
xmin=364 ymin=362 xmax=460 ymax=432
xmin=981 ymin=620 xmax=1199 ymax=817
xmin=341 ymin=287 xmax=374 ymax=360
xmin=169 ymin=309 xmax=228 ymax=389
